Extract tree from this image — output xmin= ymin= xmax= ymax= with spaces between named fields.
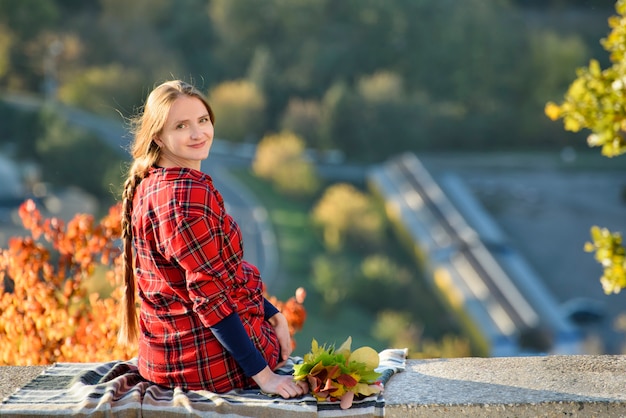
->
xmin=209 ymin=80 xmax=266 ymax=143
xmin=311 ymin=183 xmax=385 ymax=252
xmin=279 ymin=98 xmax=323 ymax=149
xmin=34 ymin=108 xmax=123 ymax=203
xmin=0 ymin=200 xmax=132 ymax=365
xmin=545 ymin=0 xmax=626 ymax=294
xmin=252 ymin=131 xmax=320 ymax=198
xmin=58 ymin=64 xmax=145 ymax=117
xmin=0 ymin=25 xmax=13 ymax=80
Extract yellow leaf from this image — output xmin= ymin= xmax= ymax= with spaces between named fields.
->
xmin=544 ymin=102 xmax=561 ymax=121
xmin=353 ymin=382 xmax=382 ymax=397
xmin=330 ymin=384 xmax=347 ymax=398
xmin=589 ymin=59 xmax=601 ymax=77
xmin=336 ymin=336 xmax=352 ymax=356
xmin=349 ymin=346 xmax=379 ymax=370
xmin=309 ymin=361 xmax=326 ymax=377
xmin=564 ymin=117 xmax=581 ymax=132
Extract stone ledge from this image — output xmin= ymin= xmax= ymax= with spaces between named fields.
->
xmin=0 ymin=366 xmax=47 ymax=400
xmin=384 ymin=355 xmax=626 ymax=417
xmin=2 ymin=355 xmax=626 ymax=417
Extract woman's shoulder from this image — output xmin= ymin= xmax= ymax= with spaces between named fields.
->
xmin=150 ymin=166 xmax=212 ymax=183
xmin=148 ymin=167 xmax=220 ymax=212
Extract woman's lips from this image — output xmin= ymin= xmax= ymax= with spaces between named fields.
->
xmin=189 ymin=141 xmax=207 ymax=149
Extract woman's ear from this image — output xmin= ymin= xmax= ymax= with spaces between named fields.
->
xmin=153 ymin=137 xmax=163 ymax=148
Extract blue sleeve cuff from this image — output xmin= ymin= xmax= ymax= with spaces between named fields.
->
xmin=263 ymin=298 xmax=279 ymax=320
xmin=210 ymin=313 xmax=267 ymax=377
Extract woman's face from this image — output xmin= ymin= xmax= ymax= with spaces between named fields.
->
xmin=155 ymin=95 xmax=214 ymax=170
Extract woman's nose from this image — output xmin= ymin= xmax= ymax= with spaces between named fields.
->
xmin=190 ymin=125 xmax=201 ymax=139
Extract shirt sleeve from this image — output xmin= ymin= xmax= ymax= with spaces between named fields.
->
xmin=210 ymin=313 xmax=268 ymax=377
xmin=164 ymin=181 xmax=242 ymax=328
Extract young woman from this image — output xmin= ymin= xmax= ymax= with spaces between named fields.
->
xmin=118 ymin=80 xmax=307 ymax=399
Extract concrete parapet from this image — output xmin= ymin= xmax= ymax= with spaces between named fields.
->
xmin=385 ymin=355 xmax=626 ymax=417
xmin=2 ymin=355 xmax=625 ymax=416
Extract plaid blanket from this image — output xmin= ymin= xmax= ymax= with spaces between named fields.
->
xmin=1 ymin=349 xmax=407 ymax=418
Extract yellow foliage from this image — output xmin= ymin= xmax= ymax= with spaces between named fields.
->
xmin=585 ymin=226 xmax=626 ymax=295
xmin=311 ymin=183 xmax=385 ymax=251
xmin=357 ymin=71 xmax=404 ymax=104
xmin=253 ymin=131 xmax=306 ymax=180
xmin=209 ymin=80 xmax=266 ymax=142
xmin=544 ymin=102 xmax=561 ymax=121
xmin=253 ymin=131 xmax=319 ymax=197
xmin=545 ymin=1 xmax=626 ymax=157
xmin=545 ymin=0 xmax=626 ymax=295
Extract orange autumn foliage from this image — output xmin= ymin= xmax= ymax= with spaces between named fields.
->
xmin=0 ymin=200 xmax=306 ymax=365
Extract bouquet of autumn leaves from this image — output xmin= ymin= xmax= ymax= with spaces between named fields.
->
xmin=293 ymin=337 xmax=382 ymax=409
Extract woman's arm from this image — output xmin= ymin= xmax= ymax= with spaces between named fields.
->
xmin=209 ymin=313 xmax=267 ymax=376
xmin=210 ymin=312 xmax=307 ymax=398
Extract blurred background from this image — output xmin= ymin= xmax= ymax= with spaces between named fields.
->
xmin=1 ymin=0 xmax=625 ymax=359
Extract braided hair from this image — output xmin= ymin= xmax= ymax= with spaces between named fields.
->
xmin=118 ymin=80 xmax=215 ymax=345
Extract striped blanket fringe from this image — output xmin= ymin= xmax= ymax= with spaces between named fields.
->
xmin=1 ymin=348 xmax=407 ymax=418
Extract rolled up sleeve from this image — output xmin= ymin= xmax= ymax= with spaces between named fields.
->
xmin=163 ymin=183 xmax=243 ymax=328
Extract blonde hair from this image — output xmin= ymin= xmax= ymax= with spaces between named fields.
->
xmin=118 ymin=80 xmax=215 ymax=346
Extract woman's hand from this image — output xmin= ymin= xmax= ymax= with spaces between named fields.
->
xmin=252 ymin=366 xmax=309 ymax=399
xmin=268 ymin=312 xmax=292 ymax=367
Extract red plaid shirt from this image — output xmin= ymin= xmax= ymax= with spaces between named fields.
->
xmin=132 ymin=167 xmax=279 ymax=392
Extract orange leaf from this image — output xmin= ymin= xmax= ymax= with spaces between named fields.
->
xmin=336 ymin=373 xmax=358 ymax=388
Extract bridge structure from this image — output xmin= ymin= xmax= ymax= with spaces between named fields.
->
xmin=368 ymin=152 xmax=582 ymax=356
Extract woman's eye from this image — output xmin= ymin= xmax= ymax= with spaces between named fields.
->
xmin=199 ymin=117 xmax=209 ymax=123
xmin=176 ymin=123 xmax=186 ymax=129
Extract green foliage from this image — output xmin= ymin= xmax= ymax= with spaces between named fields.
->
xmin=310 ymin=254 xmax=353 ymax=309
xmin=0 ymin=0 xmax=59 ymax=40
xmin=58 ymin=65 xmax=144 ymax=117
xmin=318 ymin=82 xmax=358 ymax=154
xmin=35 ymin=108 xmax=123 ymax=202
xmin=353 ymin=71 xmax=425 ymax=158
xmin=1 ymin=0 xmax=609 ymax=158
xmin=526 ymin=30 xmax=588 ymax=106
xmin=155 ymin=0 xmax=218 ymax=82
xmin=0 ymin=0 xmax=60 ymax=90
xmin=0 ymin=25 xmax=13 ymax=79
xmin=0 ymin=102 xmax=42 ymax=159
xmin=279 ymin=98 xmax=323 ymax=149
xmin=372 ymin=310 xmax=421 ymax=354
xmin=350 ymin=255 xmax=412 ymax=312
